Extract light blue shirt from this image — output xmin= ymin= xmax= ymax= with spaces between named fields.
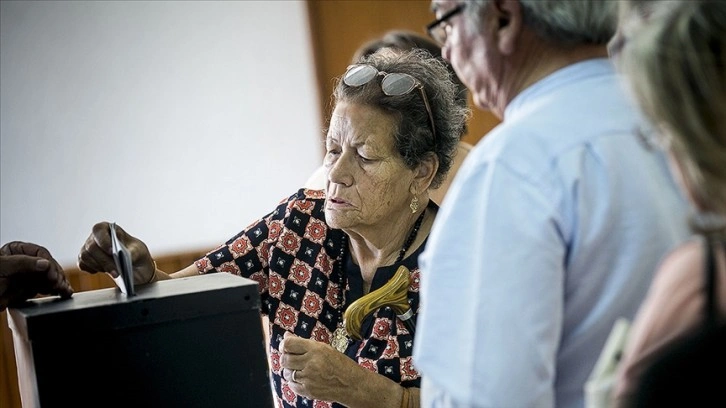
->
xmin=413 ymin=59 xmax=690 ymax=408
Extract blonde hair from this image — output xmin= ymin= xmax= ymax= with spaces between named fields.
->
xmin=344 ymin=266 xmax=412 ymax=340
xmin=622 ymin=1 xmax=726 ymax=220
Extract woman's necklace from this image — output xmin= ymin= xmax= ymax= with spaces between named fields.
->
xmin=331 ymin=207 xmax=427 ymax=353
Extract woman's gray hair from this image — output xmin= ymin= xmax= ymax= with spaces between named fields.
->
xmin=467 ymin=0 xmax=617 ymax=45
xmin=332 ymin=48 xmax=470 ymax=189
xmin=621 ymin=0 xmax=726 ymax=221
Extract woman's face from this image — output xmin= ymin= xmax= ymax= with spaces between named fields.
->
xmin=323 ymin=101 xmax=416 ymax=235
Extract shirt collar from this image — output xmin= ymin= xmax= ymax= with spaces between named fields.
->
xmin=504 ymin=58 xmax=614 ymax=122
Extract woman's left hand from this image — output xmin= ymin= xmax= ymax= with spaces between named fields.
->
xmin=280 ymin=334 xmax=360 ymax=402
xmin=280 ymin=333 xmax=412 ymax=407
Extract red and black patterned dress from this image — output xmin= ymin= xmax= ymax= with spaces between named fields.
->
xmin=195 ymin=188 xmax=424 ymax=408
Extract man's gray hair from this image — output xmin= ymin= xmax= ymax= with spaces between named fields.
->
xmin=467 ymin=0 xmax=617 ymax=45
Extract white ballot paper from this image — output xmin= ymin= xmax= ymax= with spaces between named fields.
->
xmin=110 ymin=222 xmax=135 ymax=296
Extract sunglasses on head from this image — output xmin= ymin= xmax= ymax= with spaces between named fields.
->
xmin=343 ymin=64 xmax=437 ymax=142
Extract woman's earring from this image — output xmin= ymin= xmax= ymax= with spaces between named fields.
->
xmin=410 ymin=195 xmax=419 ymax=213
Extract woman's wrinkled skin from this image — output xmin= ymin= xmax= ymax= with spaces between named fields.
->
xmin=323 ymin=101 xmax=435 ymax=271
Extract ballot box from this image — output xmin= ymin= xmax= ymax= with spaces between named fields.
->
xmin=7 ymin=273 xmax=274 ymax=408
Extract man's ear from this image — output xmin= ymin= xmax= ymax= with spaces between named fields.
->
xmin=493 ymin=0 xmax=523 ymax=55
xmin=412 ymin=153 xmax=439 ymax=194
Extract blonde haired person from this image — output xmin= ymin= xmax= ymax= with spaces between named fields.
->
xmin=610 ymin=1 xmax=726 ymax=406
xmin=413 ymin=1 xmax=690 ymax=407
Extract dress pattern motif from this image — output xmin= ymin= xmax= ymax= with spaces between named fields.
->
xmin=195 ymin=189 xmax=422 ymax=408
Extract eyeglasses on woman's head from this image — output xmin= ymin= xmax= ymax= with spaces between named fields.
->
xmin=343 ymin=64 xmax=437 ymax=142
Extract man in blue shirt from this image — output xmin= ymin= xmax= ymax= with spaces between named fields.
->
xmin=413 ymin=1 xmax=691 ymax=407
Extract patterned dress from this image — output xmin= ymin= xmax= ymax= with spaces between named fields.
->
xmin=195 ymin=188 xmax=424 ymax=408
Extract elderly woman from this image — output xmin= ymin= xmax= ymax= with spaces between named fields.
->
xmin=76 ymin=48 xmax=468 ymax=408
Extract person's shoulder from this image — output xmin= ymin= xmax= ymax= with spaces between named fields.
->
xmin=655 ymin=238 xmax=703 ymax=280
xmin=275 ymin=188 xmax=327 ymax=216
xmin=463 ymin=119 xmax=555 ymax=179
xmin=504 ymin=59 xmax=634 ymax=135
xmin=265 ymin=189 xmax=330 ymax=234
xmin=299 ymin=188 xmax=326 ymax=200
xmin=287 ymin=188 xmax=326 ymax=206
xmin=649 ymin=238 xmax=704 ymax=300
xmin=624 ymin=238 xmax=712 ymax=361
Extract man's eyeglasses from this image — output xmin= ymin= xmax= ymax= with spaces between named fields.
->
xmin=426 ymin=3 xmax=466 ymax=46
xmin=343 ymin=64 xmax=437 ymax=142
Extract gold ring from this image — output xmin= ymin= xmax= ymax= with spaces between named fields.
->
xmin=291 ymin=369 xmax=298 ymax=383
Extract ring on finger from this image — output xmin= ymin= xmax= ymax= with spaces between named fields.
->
xmin=291 ymin=369 xmax=299 ymax=383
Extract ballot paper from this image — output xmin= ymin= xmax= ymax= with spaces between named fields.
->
xmin=110 ymin=222 xmax=135 ymax=296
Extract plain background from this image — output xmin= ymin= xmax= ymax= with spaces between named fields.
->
xmin=0 ymin=0 xmax=323 ymax=268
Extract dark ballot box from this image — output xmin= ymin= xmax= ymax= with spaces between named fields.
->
xmin=7 ymin=273 xmax=274 ymax=408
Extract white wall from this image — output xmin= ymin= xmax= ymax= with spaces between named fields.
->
xmin=0 ymin=1 xmax=323 ymax=268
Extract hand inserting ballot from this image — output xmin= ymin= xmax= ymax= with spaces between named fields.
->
xmin=77 ymin=222 xmax=157 ymax=287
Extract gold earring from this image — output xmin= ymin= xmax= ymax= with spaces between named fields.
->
xmin=410 ymin=195 xmax=419 ymax=213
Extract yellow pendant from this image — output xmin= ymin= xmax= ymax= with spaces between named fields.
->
xmin=331 ymin=325 xmax=349 ymax=353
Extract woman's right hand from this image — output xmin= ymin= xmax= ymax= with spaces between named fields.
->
xmin=77 ymin=222 xmax=156 ymax=285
